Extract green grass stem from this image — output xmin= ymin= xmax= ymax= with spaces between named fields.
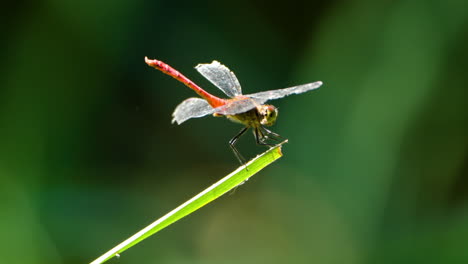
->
xmin=90 ymin=141 xmax=286 ymax=264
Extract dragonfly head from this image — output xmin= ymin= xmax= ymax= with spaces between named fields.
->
xmin=258 ymin=105 xmax=278 ymax=127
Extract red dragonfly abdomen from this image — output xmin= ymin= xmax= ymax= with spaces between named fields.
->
xmin=145 ymin=57 xmax=227 ymax=108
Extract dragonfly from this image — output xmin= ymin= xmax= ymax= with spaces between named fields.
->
xmin=145 ymin=57 xmax=323 ymax=163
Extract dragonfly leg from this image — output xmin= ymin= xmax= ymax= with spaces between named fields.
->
xmin=255 ymin=126 xmax=285 ymax=147
xmin=254 ymin=127 xmax=276 ymax=146
xmin=229 ymin=127 xmax=248 ymax=164
xmin=260 ymin=126 xmax=285 ymax=142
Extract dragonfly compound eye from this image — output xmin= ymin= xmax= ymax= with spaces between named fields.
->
xmin=259 ymin=105 xmax=278 ymax=126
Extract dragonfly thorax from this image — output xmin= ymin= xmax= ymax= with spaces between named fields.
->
xmin=226 ymin=104 xmax=278 ymax=128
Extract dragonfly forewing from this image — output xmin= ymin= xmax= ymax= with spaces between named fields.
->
xmin=172 ymin=97 xmax=215 ymax=124
xmin=213 ymin=97 xmax=258 ymax=116
xmin=195 ymin=61 xmax=242 ymax=98
xmin=246 ymin=81 xmax=323 ymax=103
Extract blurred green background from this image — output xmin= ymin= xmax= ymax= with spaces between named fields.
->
xmin=2 ymin=0 xmax=468 ymax=263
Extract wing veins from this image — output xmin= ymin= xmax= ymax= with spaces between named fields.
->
xmin=245 ymin=81 xmax=323 ymax=104
xmin=195 ymin=61 xmax=242 ymax=98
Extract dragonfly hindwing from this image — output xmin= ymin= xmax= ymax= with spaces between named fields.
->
xmin=195 ymin=61 xmax=242 ymax=98
xmin=172 ymin=98 xmax=215 ymax=124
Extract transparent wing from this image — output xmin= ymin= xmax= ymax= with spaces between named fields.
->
xmin=172 ymin=97 xmax=215 ymax=125
xmin=245 ymin=81 xmax=323 ymax=104
xmin=195 ymin=61 xmax=242 ymax=98
xmin=213 ymin=97 xmax=258 ymax=116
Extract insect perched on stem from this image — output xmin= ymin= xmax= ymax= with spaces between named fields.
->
xmin=145 ymin=57 xmax=322 ymax=163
